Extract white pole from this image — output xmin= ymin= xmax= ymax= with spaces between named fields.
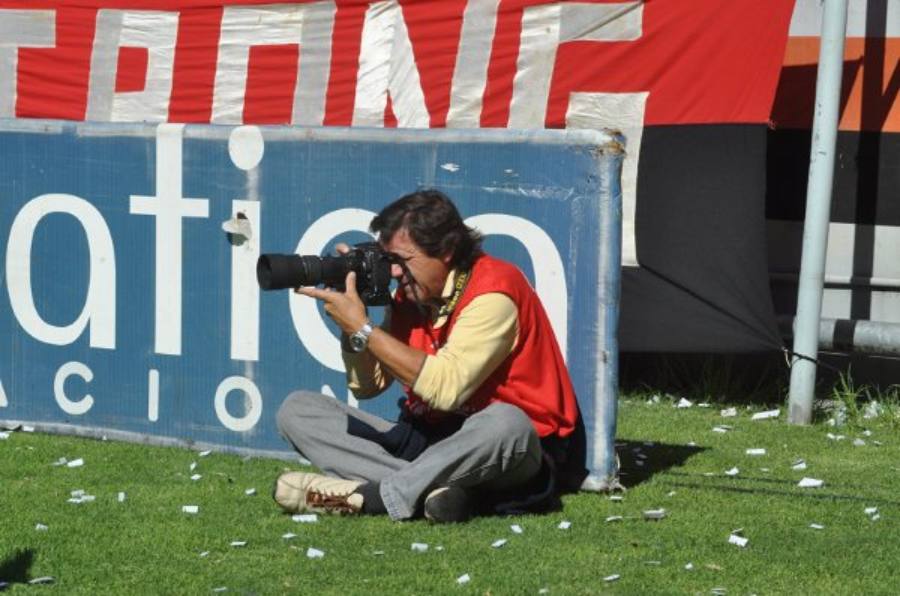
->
xmin=788 ymin=0 xmax=849 ymax=424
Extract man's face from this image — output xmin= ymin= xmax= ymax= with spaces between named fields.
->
xmin=382 ymin=228 xmax=451 ymax=304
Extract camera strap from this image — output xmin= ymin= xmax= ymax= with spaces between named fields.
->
xmin=437 ymin=269 xmax=470 ymax=319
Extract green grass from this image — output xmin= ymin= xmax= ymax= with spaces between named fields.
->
xmin=3 ymin=398 xmax=900 ymax=595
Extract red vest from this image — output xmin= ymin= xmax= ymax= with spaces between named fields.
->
xmin=390 ymin=254 xmax=579 ymax=438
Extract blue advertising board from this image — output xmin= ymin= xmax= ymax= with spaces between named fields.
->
xmin=0 ymin=120 xmax=622 ymax=488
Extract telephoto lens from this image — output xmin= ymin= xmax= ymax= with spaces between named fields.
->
xmin=257 ymin=254 xmax=324 ymax=290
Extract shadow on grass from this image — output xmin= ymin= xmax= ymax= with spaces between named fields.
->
xmin=615 ymin=440 xmax=708 ymax=488
xmin=664 ymin=473 xmax=900 ymax=507
xmin=0 ymin=548 xmax=35 ymax=586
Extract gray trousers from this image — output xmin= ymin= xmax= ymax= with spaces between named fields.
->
xmin=276 ymin=391 xmax=543 ymax=520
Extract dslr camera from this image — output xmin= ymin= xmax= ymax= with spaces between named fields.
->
xmin=257 ymin=242 xmax=394 ymax=306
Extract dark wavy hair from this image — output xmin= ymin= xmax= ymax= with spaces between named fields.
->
xmin=370 ymin=189 xmax=483 ymax=271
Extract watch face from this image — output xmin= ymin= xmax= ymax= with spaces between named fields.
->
xmin=350 ymin=333 xmax=367 ymax=352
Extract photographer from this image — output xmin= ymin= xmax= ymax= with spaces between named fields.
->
xmin=274 ymin=189 xmax=585 ymax=522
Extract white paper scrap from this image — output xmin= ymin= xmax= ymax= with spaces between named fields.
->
xmin=292 ymin=514 xmax=318 ymax=523
xmin=190 ymin=474 xmax=202 ymax=481
xmin=189 ymin=462 xmax=197 ymax=472
xmin=792 ymin=459 xmax=807 ymax=471
xmin=667 ymin=491 xmax=677 ymax=497
xmin=456 ymin=573 xmax=471 ymax=585
xmin=435 ymin=546 xmax=444 ymax=551
xmin=746 ymin=448 xmax=766 ymax=456
xmin=725 ymin=467 xmax=740 ymax=477
xmin=372 ymin=550 xmax=385 ymax=556
xmin=604 ymin=574 xmax=621 ymax=582
xmin=751 ymin=409 xmax=780 ymax=420
xmin=411 ymin=543 xmax=428 ymax=552
xmin=491 ymin=539 xmax=507 ymax=548
xmin=0 ymin=432 xmax=9 ymax=440
xmin=862 ymin=429 xmax=873 ymax=437
xmin=798 ymin=477 xmax=824 ymax=488
xmin=712 ymin=426 xmax=730 ymax=434
xmin=440 ymin=163 xmax=461 ymax=173
xmin=52 ymin=457 xmax=68 ymax=466
xmin=558 ymin=520 xmax=571 ymax=530
xmin=510 ymin=524 xmax=524 ymax=534
xmin=699 ymin=402 xmax=711 ymax=408
xmin=230 ymin=541 xmax=246 ymax=547
xmin=864 ymin=507 xmax=878 ymax=516
xmin=282 ymin=532 xmax=297 ymax=540
xmin=306 ymin=547 xmax=325 ymax=559
xmin=853 ymin=438 xmax=866 ymax=447
xmin=199 ymin=551 xmax=210 ymax=557
xmin=182 ymin=505 xmax=199 ymax=514
xmin=871 ymin=514 xmax=881 ymax=521
xmin=212 ymin=587 xmax=227 ymax=593
xmin=729 ymin=534 xmax=749 ymax=547
xmin=71 ymin=489 xmax=85 ymax=497
xmin=605 ymin=515 xmax=623 ymax=523
xmin=28 ymin=577 xmax=54 ymax=585
xmin=118 ymin=492 xmax=126 ymax=502
xmin=244 ymin=488 xmax=256 ymax=496
xmin=643 ymin=508 xmax=667 ymax=520
xmin=684 ymin=562 xmax=694 ymax=570
xmin=720 ymin=407 xmax=738 ymax=417
xmin=809 ymin=523 xmax=825 ymax=530
xmin=199 ymin=450 xmax=211 ymax=457
xmin=66 ymin=458 xmax=84 ymax=468
xmin=35 ymin=523 xmax=48 ymax=531
xmin=676 ymin=397 xmax=693 ymax=409
xmin=609 ymin=495 xmax=623 ymax=502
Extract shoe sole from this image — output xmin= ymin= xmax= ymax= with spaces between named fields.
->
xmin=424 ymin=487 xmax=472 ymax=523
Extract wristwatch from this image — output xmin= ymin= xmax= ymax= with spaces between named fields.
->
xmin=348 ymin=320 xmax=374 ymax=353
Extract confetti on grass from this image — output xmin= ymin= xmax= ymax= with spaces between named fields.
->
xmin=66 ymin=458 xmax=84 ymax=468
xmin=292 ymin=514 xmax=318 ymax=523
xmin=411 ymin=543 xmax=428 ymax=552
xmin=510 ymin=524 xmax=524 ymax=534
xmin=558 ymin=521 xmax=571 ymax=530
xmin=729 ymin=534 xmax=749 ymax=547
xmin=491 ymin=539 xmax=507 ymax=548
xmin=306 ymin=547 xmax=325 ymax=559
xmin=751 ymin=409 xmax=780 ymax=420
xmin=182 ymin=505 xmax=199 ymax=514
xmin=798 ymin=477 xmax=824 ymax=488
xmin=456 ymin=574 xmax=471 ymax=585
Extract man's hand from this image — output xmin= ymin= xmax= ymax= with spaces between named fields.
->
xmin=295 ymin=271 xmax=368 ymax=334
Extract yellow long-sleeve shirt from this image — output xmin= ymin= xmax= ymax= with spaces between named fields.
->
xmin=343 ymin=269 xmax=519 ymax=411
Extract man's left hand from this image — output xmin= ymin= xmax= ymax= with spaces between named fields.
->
xmin=294 ymin=271 xmax=368 ymax=334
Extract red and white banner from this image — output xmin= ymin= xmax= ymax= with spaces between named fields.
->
xmin=2 ymin=0 xmax=793 ymax=126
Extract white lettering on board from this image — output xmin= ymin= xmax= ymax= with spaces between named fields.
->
xmin=6 ymin=193 xmax=116 ymax=348
xmin=54 ymin=361 xmax=95 ymax=415
xmin=214 ymin=375 xmax=263 ymax=431
xmin=130 ymin=124 xmax=209 ymax=356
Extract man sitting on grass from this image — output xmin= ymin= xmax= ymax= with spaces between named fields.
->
xmin=274 ymin=189 xmax=585 ymax=522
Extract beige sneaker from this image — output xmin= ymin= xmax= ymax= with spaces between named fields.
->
xmin=273 ymin=471 xmax=364 ymax=515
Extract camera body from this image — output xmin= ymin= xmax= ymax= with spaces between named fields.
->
xmin=257 ymin=242 xmax=394 ymax=306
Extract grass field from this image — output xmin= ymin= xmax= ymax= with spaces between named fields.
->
xmin=3 ymin=397 xmax=900 ymax=595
